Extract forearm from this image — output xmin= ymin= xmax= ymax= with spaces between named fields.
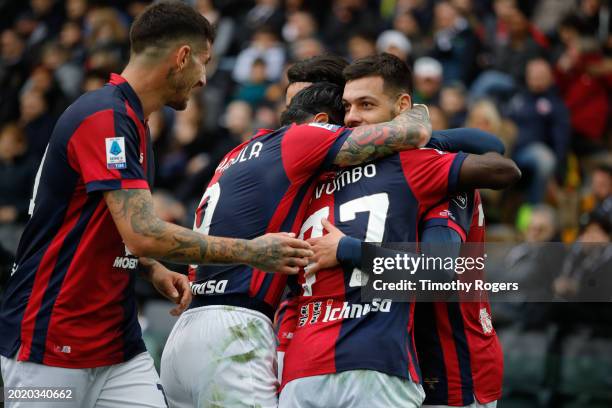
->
xmin=428 ymin=128 xmax=505 ymax=155
xmin=334 ymin=105 xmax=431 ymax=167
xmin=137 ymin=220 xmax=251 ymax=265
xmin=105 ymin=189 xmax=252 ymax=265
xmin=458 ymin=152 xmax=521 ymax=191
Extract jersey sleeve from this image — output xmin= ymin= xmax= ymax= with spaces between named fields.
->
xmin=400 ymin=148 xmax=467 ymax=211
xmin=67 ymin=109 xmax=148 ymax=193
xmin=280 ymin=123 xmax=352 ymax=183
xmin=422 ymin=192 xmax=477 ymax=242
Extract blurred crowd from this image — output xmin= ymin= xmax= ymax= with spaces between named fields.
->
xmin=1 ymin=0 xmax=612 ymax=405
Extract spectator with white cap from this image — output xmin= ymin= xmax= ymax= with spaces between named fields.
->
xmin=412 ymin=56 xmax=443 ymax=105
xmin=376 ymin=30 xmax=412 ymax=63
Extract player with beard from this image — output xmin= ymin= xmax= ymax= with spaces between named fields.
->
xmin=0 ymin=3 xmax=315 ymax=407
xmin=159 ymin=77 xmax=434 ymax=406
xmin=277 ymin=54 xmax=518 ymax=407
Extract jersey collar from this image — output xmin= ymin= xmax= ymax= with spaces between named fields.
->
xmin=109 ymin=73 xmax=145 ymax=122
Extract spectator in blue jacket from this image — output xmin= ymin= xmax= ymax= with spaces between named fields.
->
xmin=508 ymin=58 xmax=570 ymax=204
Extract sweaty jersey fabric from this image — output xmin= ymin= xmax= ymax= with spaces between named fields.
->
xmin=0 ymin=74 xmax=152 ymax=368
xmin=188 ymin=123 xmax=351 ymax=318
xmin=280 ymin=148 xmax=467 ymax=387
xmin=416 ymin=191 xmax=503 ymax=406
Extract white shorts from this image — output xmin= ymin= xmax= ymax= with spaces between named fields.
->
xmin=0 ymin=352 xmax=167 ymax=408
xmin=160 ymin=305 xmax=278 ymax=408
xmin=422 ymin=398 xmax=497 ymax=408
xmin=279 ymin=370 xmax=426 ymax=408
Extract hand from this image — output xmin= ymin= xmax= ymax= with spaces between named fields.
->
xmin=247 ymin=232 xmax=313 ymax=274
xmin=150 ymin=264 xmax=192 ymax=316
xmin=304 ymin=218 xmax=345 ymax=277
xmin=553 ymin=276 xmax=579 ymax=298
xmin=0 ymin=206 xmax=18 ymax=223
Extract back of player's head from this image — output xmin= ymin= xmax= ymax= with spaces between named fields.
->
xmin=343 ymin=53 xmax=413 ymax=95
xmin=280 ymin=82 xmax=344 ymax=126
xmin=287 ymin=55 xmax=349 ymax=87
xmin=130 ymin=1 xmax=215 ymax=55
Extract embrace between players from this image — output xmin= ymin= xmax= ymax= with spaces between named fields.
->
xmin=0 ymin=2 xmax=518 ymax=408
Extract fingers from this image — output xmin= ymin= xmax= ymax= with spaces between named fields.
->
xmin=286 ymin=257 xmax=309 ymax=268
xmin=289 ymin=247 xmax=314 ymax=258
xmin=321 ymin=218 xmax=340 ymax=234
xmin=169 ymin=275 xmax=192 ymax=316
xmin=277 ymin=265 xmax=300 ymax=275
xmin=304 ymin=262 xmax=320 ymax=277
xmin=283 ymin=237 xmax=312 ymax=250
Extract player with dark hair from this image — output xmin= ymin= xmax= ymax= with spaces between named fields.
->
xmin=286 ymin=54 xmax=349 ymax=105
xmin=280 ymin=82 xmax=345 ymax=126
xmin=159 ymin=74 xmax=436 ymax=405
xmin=0 ymin=2 xmax=313 ymax=407
xmin=277 ymin=53 xmax=516 ymax=407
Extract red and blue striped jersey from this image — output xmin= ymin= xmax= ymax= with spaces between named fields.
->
xmin=415 ymin=191 xmax=503 ymax=406
xmin=0 ymin=74 xmax=153 ymax=368
xmin=188 ymin=123 xmax=351 ymax=319
xmin=280 ymin=148 xmax=467 ymax=388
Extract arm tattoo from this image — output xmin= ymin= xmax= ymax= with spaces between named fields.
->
xmin=105 ymin=189 xmax=250 ymax=265
xmin=334 ymin=105 xmax=431 ymax=167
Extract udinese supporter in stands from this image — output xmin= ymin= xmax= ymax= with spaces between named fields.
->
xmin=508 ymin=58 xmax=570 ymax=205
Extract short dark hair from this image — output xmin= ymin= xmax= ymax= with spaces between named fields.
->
xmin=343 ymin=52 xmax=413 ymax=95
xmin=280 ymin=82 xmax=344 ymax=126
xmin=130 ymin=1 xmax=215 ymax=54
xmin=287 ymin=55 xmax=349 ymax=87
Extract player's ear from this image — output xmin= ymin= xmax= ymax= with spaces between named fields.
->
xmin=395 ymin=93 xmax=412 ymax=114
xmin=313 ymin=112 xmax=330 ymax=123
xmin=175 ymin=45 xmax=191 ymax=71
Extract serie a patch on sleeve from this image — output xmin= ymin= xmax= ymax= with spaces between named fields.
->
xmin=105 ymin=137 xmax=127 ymax=169
xmin=308 ymin=122 xmax=341 ymax=132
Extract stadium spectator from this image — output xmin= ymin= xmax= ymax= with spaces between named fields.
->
xmin=472 ymin=3 xmax=547 ymax=101
xmin=439 ymin=82 xmax=467 ymax=128
xmin=466 ymin=98 xmax=517 ymax=154
xmin=376 ymin=30 xmax=412 ymax=63
xmin=0 ymin=29 xmax=28 ymax=123
xmin=233 ymin=26 xmax=285 ymax=84
xmin=233 ymin=57 xmax=271 ymax=107
xmin=347 ymin=29 xmax=377 ymax=61
xmin=430 ymin=1 xmax=480 ymax=84
xmin=0 ymin=123 xmax=36 ymax=226
xmin=412 ymin=56 xmax=443 ymax=104
xmin=508 ymin=58 xmax=570 ymax=204
xmin=18 ymin=88 xmax=55 ymax=160
xmin=554 ymin=14 xmax=612 ymax=156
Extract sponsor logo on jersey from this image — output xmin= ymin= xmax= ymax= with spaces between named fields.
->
xmin=105 ymin=137 xmax=127 ymax=169
xmin=479 ymin=307 xmax=493 ymax=334
xmin=298 ymin=298 xmax=392 ymax=326
xmin=113 ymin=245 xmax=139 ymax=270
xmin=452 ymin=192 xmax=468 ymax=209
xmin=298 ymin=301 xmax=322 ymax=327
xmin=190 ymin=280 xmax=228 ymax=295
xmin=308 ymin=122 xmax=341 ymax=132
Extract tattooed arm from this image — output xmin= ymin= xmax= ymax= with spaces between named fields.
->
xmin=333 ymin=104 xmax=431 ymax=167
xmin=104 ymin=189 xmax=313 ymax=273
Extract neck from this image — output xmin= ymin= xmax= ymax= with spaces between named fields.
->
xmin=120 ymin=58 xmax=166 ymax=119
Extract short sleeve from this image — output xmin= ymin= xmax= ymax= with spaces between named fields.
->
xmin=67 ymin=109 xmax=149 ymax=193
xmin=422 ymin=192 xmax=475 ymax=241
xmin=281 ymin=123 xmax=352 ymax=183
xmin=400 ymin=148 xmax=467 ymax=211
